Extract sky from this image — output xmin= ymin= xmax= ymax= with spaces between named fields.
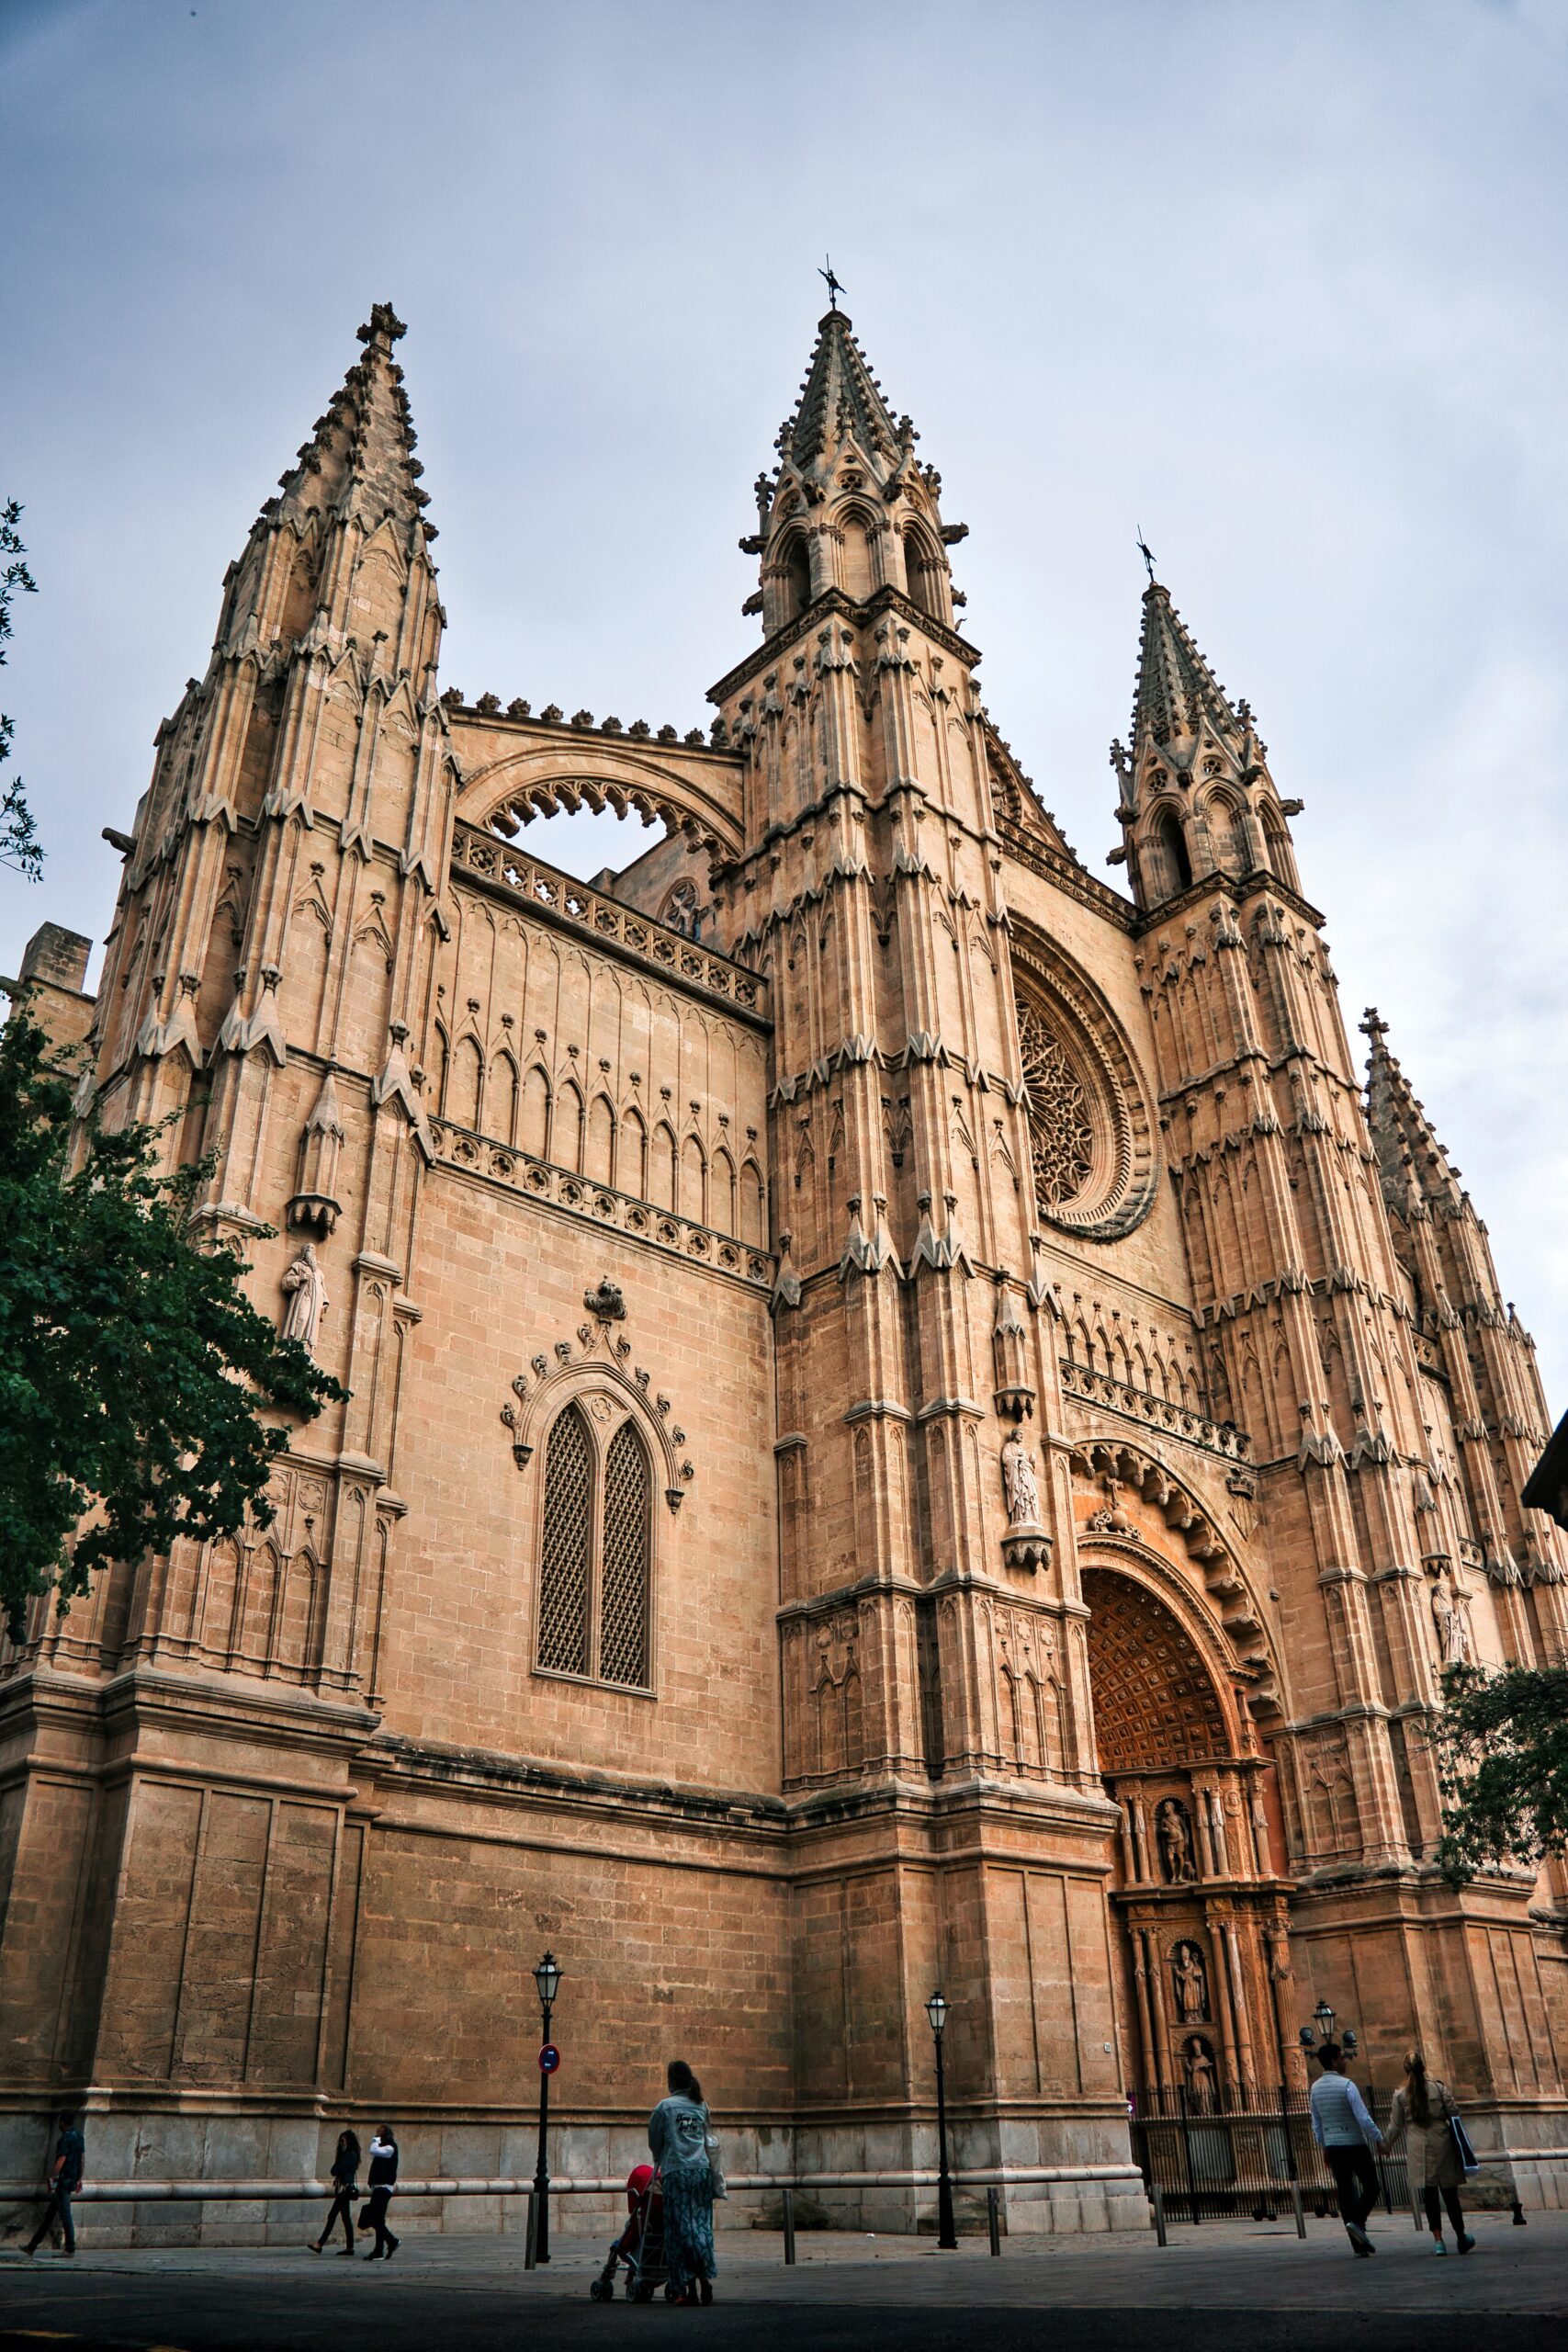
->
xmin=4 ymin=0 xmax=1566 ymax=1399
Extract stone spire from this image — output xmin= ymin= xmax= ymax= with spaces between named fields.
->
xmin=1110 ymin=575 xmax=1303 ymax=911
xmin=745 ymin=310 xmax=967 ymax=639
xmin=1362 ymin=1009 xmax=1465 ymax=1223
xmin=258 ymin=300 xmax=433 ymax=556
xmin=780 ymin=308 xmax=906 ymax=485
xmin=1130 ymin=580 xmax=1244 ymax=757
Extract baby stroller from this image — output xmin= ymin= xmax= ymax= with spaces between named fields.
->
xmin=590 ymin=2164 xmax=669 ymax=2302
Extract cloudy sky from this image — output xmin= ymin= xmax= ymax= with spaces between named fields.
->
xmin=5 ymin=0 xmax=1566 ymax=1398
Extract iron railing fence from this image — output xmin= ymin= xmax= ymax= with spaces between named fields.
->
xmin=1128 ymin=2082 xmax=1413 ymax=2225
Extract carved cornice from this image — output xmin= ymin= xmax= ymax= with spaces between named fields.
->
xmin=427 ymin=1117 xmax=773 ymax=1294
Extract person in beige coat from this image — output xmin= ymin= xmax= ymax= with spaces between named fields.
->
xmin=1383 ymin=2051 xmax=1476 ymax=2255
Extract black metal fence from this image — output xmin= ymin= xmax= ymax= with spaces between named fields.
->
xmin=1128 ymin=2083 xmax=1413 ymax=2225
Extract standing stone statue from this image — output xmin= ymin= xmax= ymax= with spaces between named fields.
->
xmin=1156 ymin=1797 xmax=1196 ymax=1883
xmin=1431 ymin=1572 xmax=1471 ymax=1668
xmin=1172 ymin=1939 xmax=1208 ymax=2023
xmin=1183 ymin=2037 xmax=1218 ymax=2113
xmin=1000 ymin=1428 xmax=1042 ymax=1527
xmin=280 ymin=1241 xmax=329 ymax=1355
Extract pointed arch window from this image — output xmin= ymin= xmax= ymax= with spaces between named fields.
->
xmin=535 ymin=1398 xmax=654 ymax=1690
xmin=782 ymin=537 xmax=811 ymax=620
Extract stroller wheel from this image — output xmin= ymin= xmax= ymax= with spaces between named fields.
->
xmin=590 ymin=2278 xmax=611 ymax=2301
xmin=633 ymin=2281 xmax=655 ymax=2302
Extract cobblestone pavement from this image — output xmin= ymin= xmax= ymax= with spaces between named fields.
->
xmin=0 ymin=2209 xmax=1562 ymax=2352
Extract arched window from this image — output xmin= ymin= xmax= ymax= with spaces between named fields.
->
xmin=903 ymin=532 xmax=936 ymax=617
xmin=783 ymin=537 xmax=811 ymax=620
xmin=535 ymin=1398 xmax=654 ymax=1690
xmin=1152 ymin=808 xmax=1192 ymax=896
xmin=1210 ymin=796 xmax=1250 ymax=876
xmin=838 ymin=514 xmax=874 ymax=600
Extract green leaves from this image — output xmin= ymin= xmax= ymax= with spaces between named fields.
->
xmin=0 ymin=499 xmax=41 ymax=882
xmin=1429 ymin=1660 xmax=1568 ymax=1887
xmin=0 ymin=999 xmax=345 ymax=1640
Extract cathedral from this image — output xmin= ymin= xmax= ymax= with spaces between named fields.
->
xmin=2 ymin=300 xmax=1565 ymax=2237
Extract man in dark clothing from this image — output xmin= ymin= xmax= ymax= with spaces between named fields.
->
xmin=26 ymin=2112 xmax=85 ymax=2256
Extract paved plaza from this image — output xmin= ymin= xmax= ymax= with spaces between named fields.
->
xmin=1 ymin=2209 xmax=1563 ymax=2352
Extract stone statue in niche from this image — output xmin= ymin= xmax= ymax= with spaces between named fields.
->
xmin=279 ymin=1241 xmax=329 ymax=1354
xmin=1182 ymin=2034 xmax=1219 ymax=2113
xmin=1430 ymin=1570 xmax=1472 ymax=1667
xmin=1171 ymin=1939 xmax=1209 ymax=2023
xmin=1156 ymin=1796 xmax=1196 ymax=1883
xmin=1000 ymin=1428 xmax=1043 ymax=1526
xmin=1266 ymin=1923 xmax=1293 ymax=1984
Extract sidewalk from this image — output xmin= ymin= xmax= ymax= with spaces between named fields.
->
xmin=1 ymin=2206 xmax=1562 ymax=2315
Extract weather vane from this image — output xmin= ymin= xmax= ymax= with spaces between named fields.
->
xmin=819 ymin=255 xmax=845 ymax=311
xmin=1136 ymin=527 xmax=1156 ymax=584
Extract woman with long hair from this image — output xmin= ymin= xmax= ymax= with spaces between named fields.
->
xmin=649 ymin=2059 xmax=719 ymax=2305
xmin=1384 ymin=2052 xmax=1475 ymax=2255
xmin=310 ymin=2129 xmax=361 ymax=2256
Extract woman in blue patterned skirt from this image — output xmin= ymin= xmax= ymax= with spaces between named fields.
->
xmin=649 ymin=2059 xmax=718 ymax=2305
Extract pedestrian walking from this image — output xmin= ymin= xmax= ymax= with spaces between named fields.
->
xmin=1383 ymin=2051 xmax=1477 ymax=2256
xmin=360 ymin=2124 xmax=400 ymax=2260
xmin=649 ymin=2060 xmax=720 ymax=2306
xmin=25 ymin=2111 xmax=85 ymax=2258
xmin=309 ymin=2130 xmax=362 ymax=2256
xmin=1309 ymin=2041 xmax=1384 ymax=2256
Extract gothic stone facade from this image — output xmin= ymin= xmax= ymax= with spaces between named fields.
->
xmin=3 ymin=303 xmax=1567 ymax=2238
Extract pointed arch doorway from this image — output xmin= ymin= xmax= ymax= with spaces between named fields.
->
xmin=1081 ymin=1562 xmax=1293 ymax=2105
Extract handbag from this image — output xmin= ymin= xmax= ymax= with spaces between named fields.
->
xmin=1449 ymin=2111 xmax=1481 ymax=2177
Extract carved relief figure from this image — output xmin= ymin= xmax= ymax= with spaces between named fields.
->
xmin=280 ymin=1242 xmax=329 ymax=1353
xmin=1000 ymin=1428 xmax=1042 ymax=1527
xmin=1171 ymin=1939 xmax=1209 ymax=2022
xmin=1156 ymin=1796 xmax=1196 ymax=1883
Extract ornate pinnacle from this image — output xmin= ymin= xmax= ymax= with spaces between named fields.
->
xmin=358 ymin=301 xmax=407 ymax=347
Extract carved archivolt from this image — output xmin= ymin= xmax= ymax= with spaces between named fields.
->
xmin=1070 ymin=1437 xmax=1280 ymax=1719
xmin=1010 ymin=925 xmax=1159 ymax=1242
xmin=501 ymin=1314 xmax=694 ymax=1512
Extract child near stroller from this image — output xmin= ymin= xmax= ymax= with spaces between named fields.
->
xmin=590 ymin=2164 xmax=669 ymax=2302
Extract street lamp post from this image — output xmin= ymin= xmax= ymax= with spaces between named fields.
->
xmin=532 ymin=1951 xmax=562 ymax=2265
xmin=925 ymin=1990 xmax=958 ymax=2251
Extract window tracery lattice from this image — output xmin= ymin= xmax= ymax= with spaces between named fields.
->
xmin=537 ymin=1405 xmax=592 ymax=1675
xmin=1017 ymin=1001 xmax=1094 ymax=1210
xmin=599 ymin=1421 xmax=651 ymax=1688
xmin=535 ymin=1396 xmax=653 ymax=1690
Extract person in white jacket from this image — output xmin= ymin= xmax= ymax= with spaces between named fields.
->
xmin=1309 ymin=2043 xmax=1385 ymax=2256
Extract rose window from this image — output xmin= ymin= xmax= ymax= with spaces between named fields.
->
xmin=1018 ymin=1002 xmax=1094 ymax=1209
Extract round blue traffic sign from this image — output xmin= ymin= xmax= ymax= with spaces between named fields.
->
xmin=539 ymin=2042 xmax=561 ymax=2074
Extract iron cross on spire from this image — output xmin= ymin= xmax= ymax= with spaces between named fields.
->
xmin=1136 ymin=527 xmax=1156 ymax=583
xmin=819 ymin=256 xmax=845 ymax=311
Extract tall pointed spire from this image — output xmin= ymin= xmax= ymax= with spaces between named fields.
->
xmin=1109 ymin=573 xmax=1303 ymax=910
xmin=262 ymin=301 xmax=433 ymax=552
xmin=1131 ymin=580 xmax=1244 ymax=757
xmin=781 ymin=309 xmax=907 ymax=483
xmin=1362 ymin=1008 xmax=1466 ymax=1222
xmin=745 ymin=308 xmax=966 ymax=639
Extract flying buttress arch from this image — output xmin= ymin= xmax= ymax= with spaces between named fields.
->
xmin=449 ymin=714 xmax=746 ymax=861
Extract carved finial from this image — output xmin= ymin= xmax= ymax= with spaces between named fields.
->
xmin=357 ymin=301 xmax=407 ymax=347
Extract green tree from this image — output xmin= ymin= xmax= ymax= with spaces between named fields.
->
xmin=0 ymin=996 xmax=346 ymax=1643
xmin=0 ymin=499 xmax=41 ymax=882
xmin=1432 ymin=1659 xmax=1568 ymax=1886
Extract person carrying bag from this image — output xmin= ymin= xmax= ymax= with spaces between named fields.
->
xmin=1384 ymin=2051 xmax=1477 ymax=2255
